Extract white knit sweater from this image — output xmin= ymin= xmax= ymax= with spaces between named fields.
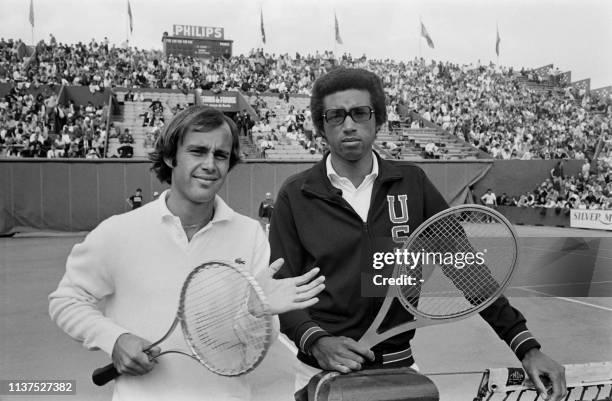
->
xmin=49 ymin=192 xmax=277 ymax=401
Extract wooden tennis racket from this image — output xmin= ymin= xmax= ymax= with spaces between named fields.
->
xmin=92 ymin=259 xmax=274 ymax=386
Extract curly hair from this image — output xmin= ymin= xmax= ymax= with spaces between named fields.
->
xmin=149 ymin=106 xmax=241 ymax=184
xmin=310 ymin=68 xmax=387 ymax=136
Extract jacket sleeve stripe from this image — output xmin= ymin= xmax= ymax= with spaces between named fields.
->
xmin=300 ymin=326 xmax=325 ymax=352
xmin=510 ymin=331 xmax=534 ymax=352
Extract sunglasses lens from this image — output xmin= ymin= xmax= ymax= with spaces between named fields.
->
xmin=325 ymin=109 xmax=346 ymax=125
xmin=324 ymin=107 xmax=373 ymax=125
xmin=351 ymin=106 xmax=372 ymax=122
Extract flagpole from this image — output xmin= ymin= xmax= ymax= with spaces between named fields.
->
xmin=418 ymin=18 xmax=422 ymax=60
xmin=126 ymin=0 xmax=132 ymax=46
xmin=333 ymin=11 xmax=337 ymax=59
xmin=29 ymin=0 xmax=34 ymax=45
xmin=415 ymin=23 xmax=418 ymax=62
xmin=496 ymin=22 xmax=499 ymax=66
xmin=260 ymin=4 xmax=264 ymax=51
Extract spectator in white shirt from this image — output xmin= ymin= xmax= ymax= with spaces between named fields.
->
xmin=481 ymin=188 xmax=497 ymax=206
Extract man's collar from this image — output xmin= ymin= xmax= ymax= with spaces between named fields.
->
xmin=325 ymin=152 xmax=378 ymax=179
xmin=326 ymin=152 xmax=379 ymax=182
xmin=303 ymin=151 xmax=403 ymax=198
xmin=155 ymin=189 xmax=234 ymax=224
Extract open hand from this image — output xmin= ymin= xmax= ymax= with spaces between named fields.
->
xmin=255 ymin=258 xmax=325 ymax=315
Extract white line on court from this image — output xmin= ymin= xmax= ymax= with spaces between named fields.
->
xmin=520 ymin=246 xmax=612 ymax=260
xmin=514 ymin=287 xmax=612 ymax=312
xmin=510 ymin=280 xmax=612 ymax=289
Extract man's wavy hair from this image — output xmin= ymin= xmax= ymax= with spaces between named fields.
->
xmin=310 ymin=68 xmax=387 ymax=137
xmin=149 ymin=106 xmax=241 ymax=184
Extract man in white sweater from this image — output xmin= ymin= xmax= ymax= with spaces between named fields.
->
xmin=49 ymin=106 xmax=325 ymax=401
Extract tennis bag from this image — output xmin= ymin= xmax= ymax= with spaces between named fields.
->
xmin=302 ymin=367 xmax=439 ymax=401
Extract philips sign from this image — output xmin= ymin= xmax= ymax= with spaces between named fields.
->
xmin=173 ymin=25 xmax=224 ymax=39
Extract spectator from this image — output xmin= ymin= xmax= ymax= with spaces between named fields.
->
xmin=118 ymin=143 xmax=133 ymax=158
xmin=118 ymin=128 xmax=134 ymax=158
xmin=497 ymin=192 xmax=509 ymax=206
xmin=47 ymin=143 xmax=63 ymax=158
xmin=582 ymin=159 xmax=591 ymax=180
xmin=258 ymin=192 xmax=275 ymax=228
xmin=126 ymin=188 xmax=144 ymax=210
xmin=381 ymin=141 xmax=401 ymax=158
xmin=66 ymin=141 xmax=81 ymax=158
xmin=424 ymin=142 xmax=438 ymax=159
xmin=481 ymin=188 xmax=498 ymax=206
xmin=85 ymin=148 xmax=100 ymax=159
xmin=119 ymin=128 xmax=134 ymax=144
xmin=550 ymin=160 xmax=565 ymax=189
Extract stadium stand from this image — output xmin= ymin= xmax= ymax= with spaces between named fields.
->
xmin=264 ymin=143 xmax=322 ymax=161
xmin=108 ymin=90 xmax=194 ymax=158
xmin=1 ymin=37 xmax=610 ymax=162
xmin=378 ymin=124 xmax=481 ymax=160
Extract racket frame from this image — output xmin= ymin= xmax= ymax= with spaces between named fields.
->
xmin=178 ymin=259 xmax=275 ymax=376
xmin=359 ymin=205 xmax=520 ymax=348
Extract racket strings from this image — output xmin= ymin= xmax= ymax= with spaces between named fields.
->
xmin=399 ymin=210 xmax=516 ymax=318
xmin=180 ymin=262 xmax=272 ymax=375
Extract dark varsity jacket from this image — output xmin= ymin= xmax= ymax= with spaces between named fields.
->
xmin=269 ymin=153 xmax=540 ymax=369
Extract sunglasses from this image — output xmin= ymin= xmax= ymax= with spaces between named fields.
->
xmin=323 ymin=106 xmax=374 ymax=126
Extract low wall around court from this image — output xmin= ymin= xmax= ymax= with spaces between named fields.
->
xmin=495 ymin=205 xmax=570 ymax=227
xmin=0 ymin=158 xmax=586 ymax=234
xmin=472 ymin=159 xmax=583 ymax=198
xmin=60 ymin=86 xmax=114 ymax=108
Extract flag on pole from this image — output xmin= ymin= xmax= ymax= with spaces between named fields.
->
xmin=28 ymin=0 xmax=34 ymax=28
xmin=128 ymin=0 xmax=133 ymax=34
xmin=495 ymin=25 xmax=501 ymax=56
xmin=260 ymin=8 xmax=266 ymax=44
xmin=334 ymin=13 xmax=343 ymax=45
xmin=420 ymin=21 xmax=434 ymax=49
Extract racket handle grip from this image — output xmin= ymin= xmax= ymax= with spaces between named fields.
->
xmin=92 ymin=363 xmax=120 ymax=386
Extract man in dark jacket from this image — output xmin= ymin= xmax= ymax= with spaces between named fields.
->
xmin=269 ymin=68 xmax=566 ymax=400
xmin=258 ymin=192 xmax=274 ymax=225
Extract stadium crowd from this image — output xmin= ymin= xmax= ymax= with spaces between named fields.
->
xmin=488 ymin=159 xmax=612 ymax=212
xmin=245 ymin=98 xmax=325 ymax=158
xmin=0 ymin=37 xmax=610 ymax=166
xmin=0 ymin=86 xmax=109 ymax=158
xmin=395 ymin=61 xmax=611 ymax=160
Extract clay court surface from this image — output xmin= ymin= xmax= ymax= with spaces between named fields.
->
xmin=1 ymin=225 xmax=611 ymax=400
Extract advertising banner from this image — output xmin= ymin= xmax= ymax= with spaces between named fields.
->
xmin=570 ymin=209 xmax=612 ymax=231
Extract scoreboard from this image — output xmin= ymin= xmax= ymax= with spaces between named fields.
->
xmin=163 ymin=37 xmax=233 ymax=59
xmin=162 ymin=25 xmax=233 ymax=59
